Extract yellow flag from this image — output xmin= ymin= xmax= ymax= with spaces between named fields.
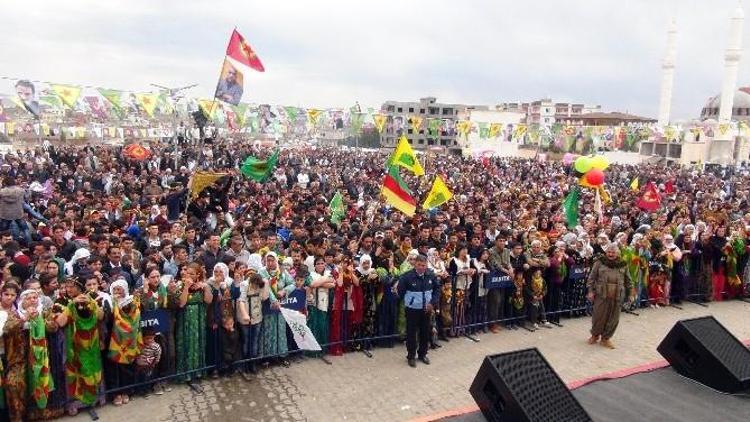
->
xmin=189 ymin=171 xmax=229 ymax=200
xmin=598 ymin=185 xmax=612 ymax=205
xmin=630 ymin=177 xmax=639 ymax=191
xmin=409 ymin=116 xmax=423 ymax=131
xmin=373 ymin=113 xmax=387 ymax=132
xmin=513 ymin=124 xmax=528 ymax=140
xmin=6 ymin=122 xmax=15 ymax=135
xmin=135 ymin=93 xmax=159 ymax=118
xmin=718 ymin=123 xmax=730 ymax=136
xmin=456 ymin=120 xmax=472 ymax=138
xmin=307 ymin=108 xmax=322 ymax=126
xmin=489 ymin=123 xmax=502 ymax=138
xmin=198 ymin=99 xmax=219 ymax=120
xmin=51 ymin=84 xmax=82 ymax=109
xmin=422 ymin=176 xmax=453 ymax=209
xmin=387 ymin=135 xmax=425 ymax=176
xmin=75 ymin=127 xmax=86 ymax=138
xmin=41 ymin=123 xmax=50 ymax=136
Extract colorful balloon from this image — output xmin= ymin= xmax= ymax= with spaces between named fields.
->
xmin=590 ymin=155 xmax=610 ymax=171
xmin=574 ymin=156 xmax=592 ymax=173
xmin=585 ymin=169 xmax=605 ymax=186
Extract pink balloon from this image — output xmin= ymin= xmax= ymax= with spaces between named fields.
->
xmin=585 ymin=169 xmax=605 ymax=186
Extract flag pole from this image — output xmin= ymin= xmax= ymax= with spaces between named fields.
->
xmin=206 ymin=28 xmax=235 ymax=141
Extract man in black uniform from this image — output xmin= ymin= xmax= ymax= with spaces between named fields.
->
xmin=397 ymin=254 xmax=440 ymax=367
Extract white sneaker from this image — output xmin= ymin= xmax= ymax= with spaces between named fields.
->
xmin=533 ymin=323 xmax=539 ymax=329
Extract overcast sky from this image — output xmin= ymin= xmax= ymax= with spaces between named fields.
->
xmin=1 ymin=0 xmax=748 ymax=120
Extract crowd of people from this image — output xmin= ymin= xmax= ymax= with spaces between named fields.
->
xmin=0 ymin=137 xmax=748 ymax=420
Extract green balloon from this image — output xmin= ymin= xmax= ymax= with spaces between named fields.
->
xmin=574 ymin=156 xmax=592 ymax=173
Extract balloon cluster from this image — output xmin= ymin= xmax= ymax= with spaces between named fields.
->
xmin=573 ymin=155 xmax=609 ymax=186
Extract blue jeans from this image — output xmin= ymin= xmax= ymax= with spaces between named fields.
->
xmin=0 ymin=219 xmax=30 ymax=245
xmin=240 ymin=323 xmax=261 ymax=363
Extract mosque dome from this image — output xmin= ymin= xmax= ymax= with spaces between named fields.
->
xmin=700 ymin=87 xmax=750 ymax=121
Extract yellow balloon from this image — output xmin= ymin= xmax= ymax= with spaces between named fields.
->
xmin=590 ymin=155 xmax=609 ymax=171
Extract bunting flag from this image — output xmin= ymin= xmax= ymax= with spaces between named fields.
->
xmin=350 ymin=112 xmax=365 ymax=135
xmin=232 ymin=104 xmax=248 ymax=127
xmin=386 ymin=135 xmax=425 ymax=176
xmin=718 ymin=123 xmax=730 ymax=136
xmin=512 ymin=124 xmax=528 ymax=141
xmin=240 ymin=149 xmax=279 ymax=182
xmin=456 ymin=120 xmax=472 ymax=138
xmin=329 ymin=191 xmax=345 ymax=225
xmin=98 ymin=88 xmax=123 ymax=114
xmin=198 ymin=99 xmax=220 ymax=120
xmin=427 ymin=118 xmax=443 ymax=136
xmin=226 ymin=29 xmax=265 ymax=72
xmin=489 ymin=123 xmax=502 ymax=138
xmin=381 ymin=165 xmax=416 ymax=217
xmin=135 ymin=93 xmax=159 ymax=118
xmin=51 ymin=84 xmax=82 ymax=109
xmin=85 ymin=96 xmax=108 ymax=119
xmin=630 ymin=177 xmax=639 ymax=191
xmin=637 ymin=182 xmax=661 ymax=211
xmin=284 ymin=106 xmax=299 ymax=123
xmin=478 ymin=122 xmax=489 ymax=139
xmin=189 ymin=171 xmax=230 ymax=200
xmin=158 ymin=93 xmax=174 ymax=114
xmin=307 ymin=108 xmax=322 ymax=126
xmin=39 ymin=95 xmax=62 ymax=110
xmin=562 ymin=187 xmax=579 ymax=229
xmin=409 ymin=116 xmax=423 ymax=132
xmin=373 ymin=113 xmax=388 ymax=133
xmin=422 ymin=176 xmax=453 ymax=210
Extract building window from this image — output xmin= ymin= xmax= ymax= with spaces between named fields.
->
xmin=407 ymin=138 xmax=413 ymax=144
xmin=428 ymin=107 xmax=438 ymax=114
xmin=442 ymin=108 xmax=453 ymax=115
xmin=408 ymin=107 xmax=414 ymax=113
xmin=417 ymin=138 xmax=424 ymax=145
xmin=407 ymin=129 xmax=413 ymax=134
xmin=428 ymin=139 xmax=434 ymax=146
xmin=386 ymin=105 xmax=395 ymax=112
xmin=419 ymin=109 xmax=425 ymax=114
xmin=397 ymin=107 xmax=402 ymax=112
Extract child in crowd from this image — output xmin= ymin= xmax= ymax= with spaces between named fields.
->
xmin=220 ymin=299 xmax=241 ymax=375
xmin=508 ymin=272 xmax=526 ymax=330
xmin=238 ymin=273 xmax=266 ymax=374
xmin=135 ymin=328 xmax=162 ymax=396
xmin=526 ymin=269 xmax=552 ymax=329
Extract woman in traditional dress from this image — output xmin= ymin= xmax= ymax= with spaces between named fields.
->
xmin=375 ymin=251 xmax=398 ymax=348
xmin=54 ymin=276 xmax=104 ymax=416
xmin=175 ymin=263 xmax=212 ymax=381
xmin=709 ymin=226 xmax=728 ymax=301
xmin=206 ymin=263 xmax=232 ymax=377
xmin=448 ymin=246 xmax=475 ymax=337
xmin=106 ymin=279 xmax=142 ymax=406
xmin=3 ymin=287 xmax=56 ymax=421
xmin=353 ymin=254 xmax=378 ymax=351
xmin=259 ymin=252 xmax=293 ymax=363
xmin=330 ymin=256 xmax=356 ymax=356
xmin=0 ymin=282 xmax=16 ymax=421
xmin=623 ymin=234 xmax=650 ymax=309
xmin=586 ymin=243 xmax=632 ymax=349
xmin=307 ymin=256 xmax=334 ymax=356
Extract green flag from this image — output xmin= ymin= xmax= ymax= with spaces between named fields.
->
xmin=562 ymin=187 xmax=580 ymax=229
xmin=329 ymin=191 xmax=345 ymax=225
xmin=240 ymin=149 xmax=279 ymax=182
xmin=232 ymin=104 xmax=248 ymax=127
xmin=350 ymin=112 xmax=365 ymax=135
xmin=284 ymin=106 xmax=298 ymax=123
xmin=98 ymin=88 xmax=123 ymax=114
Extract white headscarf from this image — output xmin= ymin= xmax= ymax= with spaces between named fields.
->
xmin=17 ymin=289 xmax=43 ymax=320
xmin=247 ymin=253 xmax=263 ymax=272
xmin=211 ymin=262 xmax=233 ymax=288
xmin=357 ymin=254 xmax=375 ymax=275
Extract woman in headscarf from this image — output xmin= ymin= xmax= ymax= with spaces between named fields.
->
xmin=106 ymin=278 xmax=142 ymax=406
xmin=428 ymin=248 xmax=451 ymax=342
xmin=586 ymin=243 xmax=632 ymax=349
xmin=206 ymin=262 xmax=232 ymax=377
xmin=448 ymin=246 xmax=475 ymax=337
xmin=258 ymin=252 xmax=294 ymax=363
xmin=330 ymin=255 xmax=357 ymax=356
xmin=307 ymin=256 xmax=334 ymax=356
xmin=353 ymin=254 xmax=379 ymax=351
xmin=54 ymin=275 xmax=104 ymax=416
xmin=3 ymin=288 xmax=57 ymax=421
xmin=137 ymin=268 xmax=178 ymax=394
xmin=472 ymin=249 xmax=492 ymax=333
xmin=175 ymin=262 xmax=212 ymax=381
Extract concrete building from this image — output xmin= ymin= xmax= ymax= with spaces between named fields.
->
xmin=379 ymin=97 xmax=487 ymax=152
xmin=496 ymin=98 xmax=601 ymax=125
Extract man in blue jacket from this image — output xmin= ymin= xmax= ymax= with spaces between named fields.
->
xmin=398 ymin=254 xmax=440 ymax=367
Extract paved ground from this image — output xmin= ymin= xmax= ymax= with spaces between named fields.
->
xmin=70 ymin=300 xmax=750 ymax=422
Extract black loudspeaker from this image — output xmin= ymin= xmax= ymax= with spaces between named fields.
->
xmin=469 ymin=348 xmax=591 ymax=422
xmin=657 ymin=316 xmax=750 ymax=393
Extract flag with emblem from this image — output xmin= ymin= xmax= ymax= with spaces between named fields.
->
xmin=630 ymin=177 xmax=639 ymax=191
xmin=226 ymin=29 xmax=265 ymax=72
xmin=386 ymin=135 xmax=424 ymax=176
xmin=422 ymin=176 xmax=453 ymax=210
xmin=51 ymin=84 xmax=81 ymax=109
xmin=307 ymin=108 xmax=322 ymax=126
xmin=123 ymin=143 xmax=151 ymax=161
xmin=637 ymin=182 xmax=661 ymax=212
xmin=98 ymin=88 xmax=123 ymax=115
xmin=189 ymin=172 xmax=230 ymax=200
xmin=280 ymin=308 xmax=320 ymax=351
xmin=135 ymin=93 xmax=158 ymax=118
xmin=373 ymin=113 xmax=387 ymax=132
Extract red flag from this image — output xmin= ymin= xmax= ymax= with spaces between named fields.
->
xmin=637 ymin=182 xmax=661 ymax=211
xmin=664 ymin=179 xmax=675 ymax=194
xmin=226 ymin=29 xmax=265 ymax=72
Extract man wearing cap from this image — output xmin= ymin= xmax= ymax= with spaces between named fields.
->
xmin=397 ymin=254 xmax=440 ymax=367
